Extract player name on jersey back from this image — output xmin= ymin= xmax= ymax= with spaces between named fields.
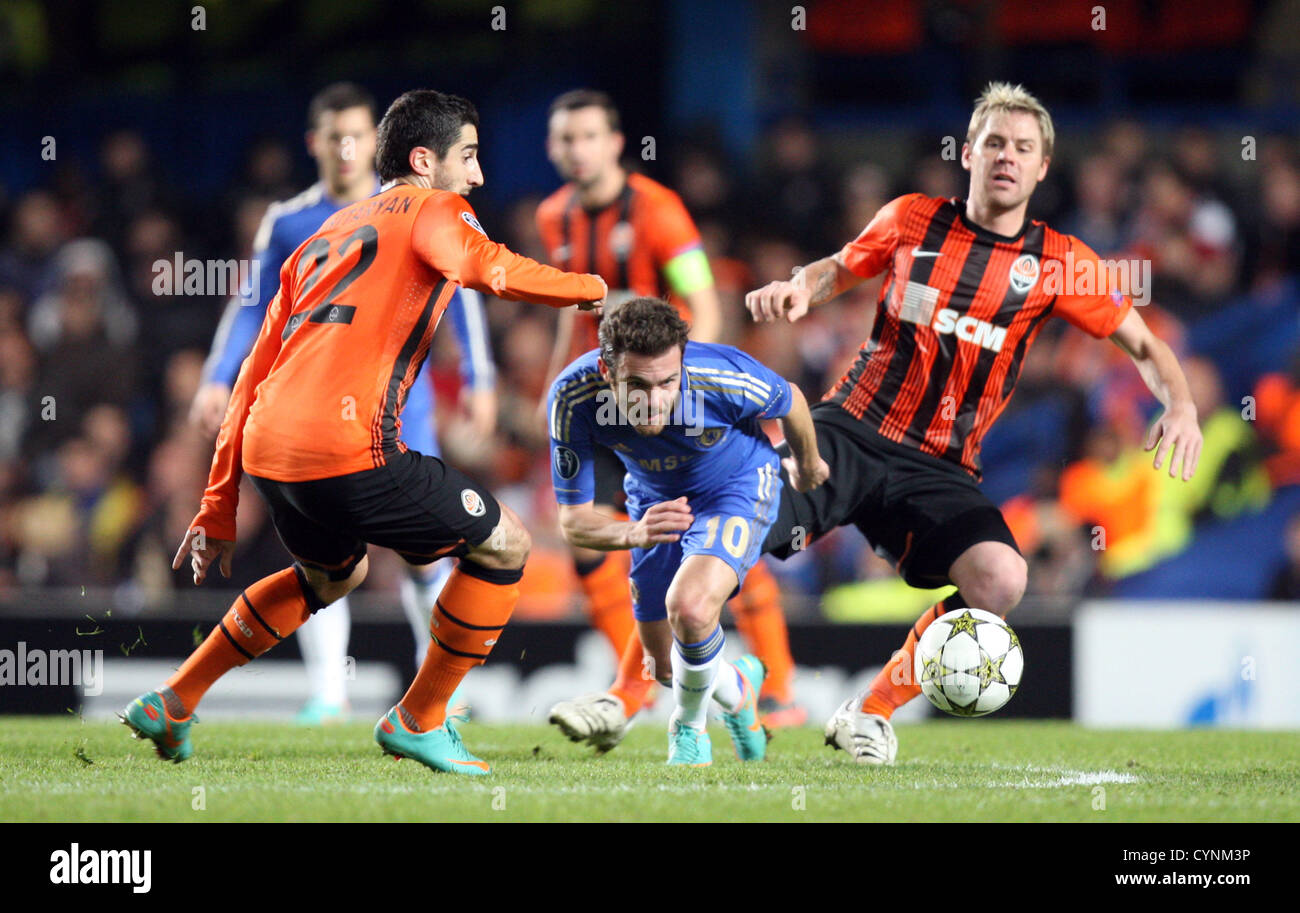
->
xmin=241 ymin=186 xmax=600 ymax=484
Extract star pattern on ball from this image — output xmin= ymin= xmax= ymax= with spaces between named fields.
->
xmin=977 ymin=652 xmax=1007 ymax=689
xmin=945 ymin=610 xmax=985 ymax=639
xmin=920 ymin=655 xmax=943 ymax=684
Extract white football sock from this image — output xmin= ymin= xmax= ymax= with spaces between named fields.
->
xmin=671 ymin=626 xmax=727 ymax=730
xmin=400 ymin=560 xmax=452 ymax=668
xmin=711 ymin=661 xmax=745 ymax=713
xmin=298 ymin=595 xmax=350 ymax=706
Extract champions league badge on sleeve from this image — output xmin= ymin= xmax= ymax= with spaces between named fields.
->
xmin=554 ymin=446 xmax=581 ymax=480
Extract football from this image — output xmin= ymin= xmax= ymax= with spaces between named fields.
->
xmin=914 ymin=608 xmax=1023 ymax=717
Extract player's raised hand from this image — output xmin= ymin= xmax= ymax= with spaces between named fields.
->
xmin=784 ymin=455 xmax=830 ymax=492
xmin=1145 ymin=403 xmax=1202 ymax=481
xmin=576 ymin=275 xmax=608 ymax=313
xmin=630 ymin=496 xmax=694 ymax=547
xmin=746 ymin=280 xmax=812 ymax=324
xmin=172 ymin=527 xmax=235 ymax=585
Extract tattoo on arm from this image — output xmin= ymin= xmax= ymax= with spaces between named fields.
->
xmin=812 ymin=265 xmax=837 ymax=303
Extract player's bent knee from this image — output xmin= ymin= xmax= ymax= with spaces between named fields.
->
xmin=989 ymin=551 xmax=1027 ymax=613
xmin=958 ymin=548 xmax=1026 ymax=615
xmin=467 ymin=503 xmax=531 ymax=570
xmin=298 ymin=554 xmax=368 ymax=606
xmin=665 ymin=593 xmax=719 ymax=639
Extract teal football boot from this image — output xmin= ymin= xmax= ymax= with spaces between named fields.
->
xmin=721 ymin=654 xmax=770 ymax=761
xmin=120 ymin=691 xmax=197 ymax=763
xmin=374 ymin=706 xmax=490 ymax=776
xmin=666 ymin=717 xmax=713 ymax=767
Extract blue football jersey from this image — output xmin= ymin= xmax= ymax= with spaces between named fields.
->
xmin=548 ymin=341 xmax=792 ymax=507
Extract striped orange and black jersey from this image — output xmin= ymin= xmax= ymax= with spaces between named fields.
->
xmin=826 ymin=193 xmax=1133 ymax=478
xmin=192 ymin=185 xmax=603 ymax=542
xmin=536 ymin=171 xmax=702 ymax=356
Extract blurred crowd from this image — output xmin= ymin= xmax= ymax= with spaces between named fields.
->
xmin=2 ymin=116 xmax=1299 ymax=615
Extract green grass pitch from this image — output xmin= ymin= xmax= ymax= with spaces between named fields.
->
xmin=2 ymin=716 xmax=1297 ymax=822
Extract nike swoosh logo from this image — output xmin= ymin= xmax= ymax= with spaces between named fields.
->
xmin=741 ymin=680 xmax=762 ymax=731
xmin=911 ymin=247 xmax=942 ymax=258
xmin=449 ymin=758 xmax=490 ymax=771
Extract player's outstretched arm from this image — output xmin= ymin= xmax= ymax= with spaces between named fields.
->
xmin=415 ymin=194 xmax=607 ymax=308
xmin=746 ymin=253 xmax=863 ymax=324
xmin=776 ymin=384 xmax=830 ymax=491
xmin=179 ymin=282 xmax=294 ymax=585
xmin=1109 ymin=308 xmax=1203 ymax=480
xmin=748 ymin=194 xmax=911 ymax=323
xmin=558 ymin=499 xmax=694 ymax=551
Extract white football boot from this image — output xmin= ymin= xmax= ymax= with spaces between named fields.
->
xmin=549 ymin=692 xmax=631 ymax=753
xmin=824 ymin=696 xmax=898 ymax=765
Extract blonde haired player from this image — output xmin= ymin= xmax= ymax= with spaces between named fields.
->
xmin=750 ymin=82 xmax=1201 ymax=763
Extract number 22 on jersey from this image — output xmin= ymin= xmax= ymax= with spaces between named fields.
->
xmin=282 ymin=224 xmax=378 ymax=340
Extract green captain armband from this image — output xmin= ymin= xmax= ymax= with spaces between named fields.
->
xmin=663 ymin=247 xmax=713 ymax=296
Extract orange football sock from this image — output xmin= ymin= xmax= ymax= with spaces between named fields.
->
xmin=165 ymin=566 xmax=320 ymax=714
xmin=608 ymin=629 xmax=655 ymax=716
xmin=399 ymin=564 xmax=518 ymax=731
xmin=731 ymin=561 xmax=795 ymax=703
xmin=861 ymin=602 xmax=949 ymax=718
xmin=575 ymin=552 xmax=636 ymax=659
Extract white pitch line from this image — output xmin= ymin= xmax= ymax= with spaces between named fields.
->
xmin=991 ymin=766 xmax=1141 ymax=789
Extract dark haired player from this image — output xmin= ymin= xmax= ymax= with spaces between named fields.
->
xmin=123 ymin=89 xmax=605 ymax=775
xmin=547 ymin=297 xmax=827 ymax=765
xmin=749 ymin=83 xmax=1202 ymax=764
xmin=541 ymin=90 xmax=807 ymax=747
xmin=192 ymin=82 xmax=497 ymax=725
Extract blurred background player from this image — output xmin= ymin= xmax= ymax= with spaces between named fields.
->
xmin=750 ymin=83 xmax=1202 ymax=764
xmin=190 ymin=83 xmax=497 ymax=724
xmin=538 ymin=89 xmax=805 ymax=739
xmin=546 ymin=298 xmax=828 ymax=764
xmin=125 ymin=88 xmax=607 ymax=773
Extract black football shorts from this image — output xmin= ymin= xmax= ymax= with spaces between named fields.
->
xmin=762 ymin=402 xmax=1019 ymax=589
xmin=248 ymin=448 xmax=501 ymax=579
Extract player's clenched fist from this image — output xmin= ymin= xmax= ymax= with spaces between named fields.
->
xmin=746 ymin=279 xmax=812 ymax=324
xmin=784 ymin=455 xmax=830 ymax=493
xmin=629 ymin=496 xmax=694 ymax=548
xmin=576 ymin=274 xmax=608 ymax=313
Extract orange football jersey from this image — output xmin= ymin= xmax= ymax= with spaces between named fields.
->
xmin=193 ymin=185 xmax=603 ymax=541
xmin=536 ymin=171 xmax=702 ymax=356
